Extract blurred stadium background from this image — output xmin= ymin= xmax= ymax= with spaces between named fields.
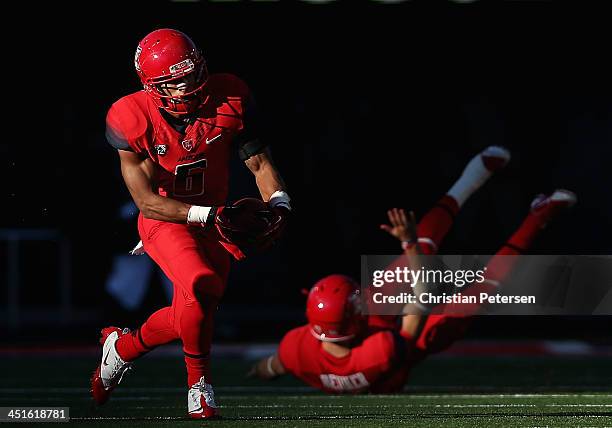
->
xmin=1 ymin=1 xmax=611 ymax=425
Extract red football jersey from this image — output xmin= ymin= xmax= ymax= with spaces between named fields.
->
xmin=278 ymin=325 xmax=412 ymax=394
xmin=106 ymin=73 xmax=252 ymax=207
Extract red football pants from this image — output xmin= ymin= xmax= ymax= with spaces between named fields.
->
xmin=116 ymin=214 xmax=230 ymax=387
xmin=414 ymin=208 xmax=547 ymax=356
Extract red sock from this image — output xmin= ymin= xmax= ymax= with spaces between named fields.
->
xmin=180 ymin=298 xmax=217 ymax=387
xmin=435 ymin=210 xmax=546 ymax=316
xmin=417 ymin=195 xmax=460 ymax=254
xmin=115 ymin=328 xmax=151 ymax=362
xmin=185 ymin=354 xmax=211 ymax=387
xmin=116 ymin=306 xmax=178 ymax=362
xmin=483 ymin=211 xmax=548 ymax=284
xmin=503 ymin=212 xmax=546 ymax=254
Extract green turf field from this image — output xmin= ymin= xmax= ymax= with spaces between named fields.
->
xmin=1 ymin=353 xmax=611 ymax=427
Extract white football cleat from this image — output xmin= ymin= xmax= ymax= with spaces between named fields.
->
xmin=91 ymin=326 xmax=132 ymax=405
xmin=480 ymin=146 xmax=511 ymax=172
xmin=188 ymin=376 xmax=221 ymax=419
xmin=531 ymin=189 xmax=577 ymax=211
xmin=530 ymin=189 xmax=577 ymax=225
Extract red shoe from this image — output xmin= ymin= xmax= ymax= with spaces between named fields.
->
xmin=188 ymin=376 xmax=221 ymax=419
xmin=90 ymin=327 xmax=132 ymax=405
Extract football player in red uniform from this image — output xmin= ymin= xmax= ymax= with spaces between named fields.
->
xmin=249 ymin=148 xmax=576 ymax=393
xmin=91 ymin=29 xmax=291 ymax=418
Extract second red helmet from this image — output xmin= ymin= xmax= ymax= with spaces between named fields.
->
xmin=306 ymin=274 xmax=365 ymax=342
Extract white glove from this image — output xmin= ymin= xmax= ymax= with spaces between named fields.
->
xmin=129 ymin=240 xmax=146 ymax=256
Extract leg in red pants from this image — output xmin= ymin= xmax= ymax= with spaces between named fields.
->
xmin=416 ymin=195 xmax=460 ymax=255
xmin=116 ymin=214 xmax=230 ymax=390
xmin=371 ymin=147 xmax=511 ymax=331
xmin=414 ymin=189 xmax=577 ymax=356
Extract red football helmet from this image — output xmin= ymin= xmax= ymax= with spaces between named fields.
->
xmin=306 ymin=274 xmax=365 ymax=342
xmin=134 ymin=29 xmax=209 ymax=114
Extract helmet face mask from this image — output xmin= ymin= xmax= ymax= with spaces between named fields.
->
xmin=135 ymin=29 xmax=210 ymax=115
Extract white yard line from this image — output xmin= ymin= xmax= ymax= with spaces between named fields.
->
xmin=2 ymin=387 xmax=612 ymax=397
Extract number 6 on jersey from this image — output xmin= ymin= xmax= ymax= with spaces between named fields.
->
xmin=174 ymin=159 xmax=207 ymax=197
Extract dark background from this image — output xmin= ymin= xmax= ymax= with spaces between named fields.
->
xmin=1 ymin=0 xmax=610 ymax=344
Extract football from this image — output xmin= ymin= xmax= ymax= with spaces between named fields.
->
xmin=216 ymin=197 xmax=278 ymax=246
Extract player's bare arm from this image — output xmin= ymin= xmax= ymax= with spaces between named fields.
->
xmin=400 ymin=250 xmax=428 ymax=339
xmin=380 ymin=208 xmax=428 ymax=337
xmin=380 ymin=208 xmax=422 ymax=255
xmin=247 ymin=354 xmax=286 ymax=380
xmin=118 ymin=150 xmax=191 ymax=223
xmin=244 ymin=148 xmax=287 ymax=202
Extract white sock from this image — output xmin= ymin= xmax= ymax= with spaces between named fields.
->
xmin=447 ymin=149 xmax=497 ymax=207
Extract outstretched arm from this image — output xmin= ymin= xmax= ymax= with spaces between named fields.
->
xmin=380 ymin=208 xmax=429 ymax=338
xmin=247 ymin=354 xmax=287 ymax=380
xmin=380 ymin=208 xmax=421 ymax=255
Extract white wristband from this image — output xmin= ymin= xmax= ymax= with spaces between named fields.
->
xmin=187 ymin=205 xmax=213 ymax=225
xmin=401 ymin=240 xmax=417 ymax=251
xmin=266 ymin=355 xmax=277 ymax=376
xmin=269 ymin=190 xmax=291 ymax=211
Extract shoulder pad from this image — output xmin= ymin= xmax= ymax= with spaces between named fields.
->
xmin=106 ymin=92 xmax=150 ymax=142
xmin=206 ymin=73 xmax=251 ymax=100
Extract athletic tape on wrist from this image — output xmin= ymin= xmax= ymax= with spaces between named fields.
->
xmin=269 ymin=190 xmax=291 ymax=211
xmin=401 ymin=240 xmax=417 ymax=251
xmin=266 ymin=355 xmax=276 ymax=377
xmin=187 ymin=205 xmax=213 ymax=225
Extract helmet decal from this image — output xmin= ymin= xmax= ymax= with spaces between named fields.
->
xmin=134 ymin=46 xmax=142 ymax=73
xmin=169 ymin=59 xmax=195 ymax=75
